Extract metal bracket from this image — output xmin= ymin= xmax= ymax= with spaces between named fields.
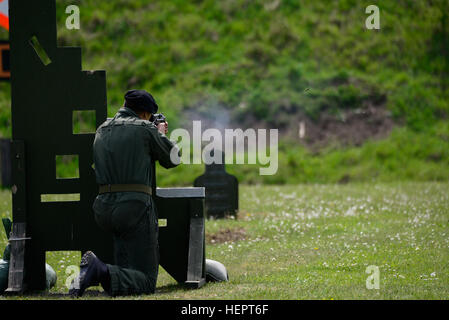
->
xmin=9 ymin=237 xmax=31 ymax=241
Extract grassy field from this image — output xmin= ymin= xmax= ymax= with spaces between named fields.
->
xmin=0 ymin=182 xmax=448 ymax=300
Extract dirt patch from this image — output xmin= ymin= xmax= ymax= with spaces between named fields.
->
xmin=308 ymin=106 xmax=394 ymax=147
xmin=283 ymin=104 xmax=395 ymax=149
xmin=206 ymin=227 xmax=247 ymax=244
xmin=181 ymin=97 xmax=395 ymax=149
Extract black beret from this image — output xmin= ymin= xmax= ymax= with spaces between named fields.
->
xmin=124 ymin=89 xmax=158 ymax=114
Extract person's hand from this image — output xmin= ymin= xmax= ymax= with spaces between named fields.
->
xmin=157 ymin=121 xmax=168 ymax=135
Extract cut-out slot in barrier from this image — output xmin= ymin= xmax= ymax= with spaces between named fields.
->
xmin=73 ymin=110 xmax=96 ymax=134
xmin=45 ymin=251 xmax=81 ymax=290
xmin=29 ymin=36 xmax=52 ymax=66
xmin=56 ymin=155 xmax=79 ymax=179
xmin=40 ymin=194 xmax=80 ymax=202
xmin=158 ymin=219 xmax=167 ymax=227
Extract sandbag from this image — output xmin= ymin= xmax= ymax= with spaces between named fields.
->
xmin=0 ymin=218 xmax=11 ymax=292
xmin=205 ymin=259 xmax=229 ymax=282
xmin=1 ymin=218 xmax=57 ymax=293
xmin=0 ymin=259 xmax=8 ymax=292
xmin=0 ymin=260 xmax=57 ymax=293
xmin=45 ymin=263 xmax=57 ymax=289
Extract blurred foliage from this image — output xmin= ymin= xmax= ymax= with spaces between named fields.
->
xmin=1 ymin=0 xmax=449 ymax=184
xmin=156 ymin=121 xmax=449 ymax=186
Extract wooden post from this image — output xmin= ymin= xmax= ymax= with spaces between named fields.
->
xmin=0 ymin=138 xmax=12 ymax=187
xmin=5 ymin=223 xmax=29 ymax=293
xmin=5 ymin=140 xmax=28 ymax=293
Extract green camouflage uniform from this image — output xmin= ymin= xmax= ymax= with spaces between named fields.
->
xmin=92 ymin=107 xmax=178 ymax=296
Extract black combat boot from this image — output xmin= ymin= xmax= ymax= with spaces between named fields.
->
xmin=69 ymin=251 xmax=111 ymax=297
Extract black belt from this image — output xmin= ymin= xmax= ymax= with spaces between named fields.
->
xmin=99 ymin=184 xmax=152 ymax=195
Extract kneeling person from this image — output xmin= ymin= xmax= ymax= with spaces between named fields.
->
xmin=70 ymin=89 xmax=179 ymax=297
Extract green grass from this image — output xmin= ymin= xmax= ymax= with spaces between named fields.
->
xmin=1 ymin=182 xmax=448 ymax=299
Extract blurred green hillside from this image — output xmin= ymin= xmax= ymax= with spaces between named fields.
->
xmin=1 ymin=0 xmax=449 ymax=185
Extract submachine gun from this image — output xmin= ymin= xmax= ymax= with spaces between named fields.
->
xmin=151 ymin=113 xmax=166 ymax=126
